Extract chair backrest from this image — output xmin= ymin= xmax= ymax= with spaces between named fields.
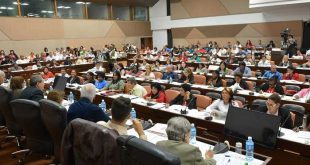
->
xmin=143 ymin=86 xmax=152 ymax=95
xmin=246 ymin=81 xmax=255 ymax=91
xmin=251 ymin=99 xmax=267 ymax=110
xmin=194 ymin=94 xmax=212 ymax=110
xmin=282 ymin=104 xmax=305 ymax=127
xmin=165 ymin=90 xmax=180 ymax=103
xmin=153 ymin=72 xmax=163 ymax=79
xmin=117 ymin=135 xmax=180 ymax=165
xmin=299 ymin=74 xmax=306 ymax=82
xmin=61 ymin=118 xmax=120 ymax=165
xmin=10 ymin=99 xmax=53 ymax=155
xmin=233 ymin=96 xmax=246 ymax=105
xmin=39 ymin=99 xmax=67 ymax=162
xmin=190 ymin=89 xmax=201 ymax=95
xmin=0 ymin=87 xmax=23 ymax=136
xmin=193 ymin=75 xmax=206 ymax=85
xmin=251 ymin=71 xmax=256 ymax=77
xmin=205 ymin=92 xmax=221 ymax=101
xmin=285 ymin=85 xmax=300 ymax=96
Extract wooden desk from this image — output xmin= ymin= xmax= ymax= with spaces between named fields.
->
xmin=65 ymin=88 xmax=310 ymax=165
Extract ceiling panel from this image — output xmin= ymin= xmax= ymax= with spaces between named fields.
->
xmin=63 ymin=0 xmax=159 ymax=6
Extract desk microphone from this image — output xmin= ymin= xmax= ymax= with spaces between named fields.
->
xmin=180 ymin=96 xmax=195 ymax=114
xmin=203 ymin=131 xmax=230 ymax=154
xmin=278 ymin=113 xmax=290 ymax=137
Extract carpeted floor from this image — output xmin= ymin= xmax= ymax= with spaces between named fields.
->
xmin=0 ymin=129 xmax=54 ymax=165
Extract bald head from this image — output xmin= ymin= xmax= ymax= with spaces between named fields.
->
xmin=80 ymin=83 xmax=97 ymax=102
xmin=270 ymin=64 xmax=277 ymax=72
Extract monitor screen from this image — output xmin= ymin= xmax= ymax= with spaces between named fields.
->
xmin=52 ymin=76 xmax=68 ymax=91
xmin=224 ymin=106 xmax=281 ymax=149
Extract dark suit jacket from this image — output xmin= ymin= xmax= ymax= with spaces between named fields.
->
xmin=67 ymin=97 xmax=110 ymax=123
xmin=259 ymin=83 xmax=284 ymax=95
xmin=278 ymin=61 xmax=292 ymax=67
xmin=257 ymin=106 xmax=294 ymax=129
xmin=67 ymin=76 xmax=81 ymax=84
xmin=170 ymin=94 xmax=197 ymax=109
xmin=178 ymin=74 xmax=195 ymax=84
xmin=19 ymin=86 xmax=44 ymax=102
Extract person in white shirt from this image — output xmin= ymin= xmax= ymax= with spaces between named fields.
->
xmin=57 ymin=68 xmax=70 ymax=78
xmin=258 ymin=55 xmax=271 ymax=67
xmin=205 ymin=87 xmax=239 ymax=119
xmin=306 ymin=49 xmax=310 ymax=56
xmin=151 ymin=47 xmax=158 ymax=54
xmin=139 ymin=64 xmax=155 ymax=80
xmin=210 ymin=54 xmax=222 ymax=64
xmin=16 ymin=55 xmax=29 ymax=64
xmin=88 ymin=62 xmax=105 ymax=73
xmin=243 ymin=54 xmax=255 ymax=65
xmin=127 ymin=77 xmax=147 ymax=98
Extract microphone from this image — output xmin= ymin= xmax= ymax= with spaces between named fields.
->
xmin=278 ymin=112 xmax=291 ymax=137
xmin=181 ymin=95 xmax=195 ymax=114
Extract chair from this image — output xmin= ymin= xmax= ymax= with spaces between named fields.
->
xmin=124 ymin=83 xmax=131 ymax=94
xmin=170 ymin=87 xmax=181 ymax=91
xmin=205 ymin=92 xmax=221 ymax=101
xmin=153 ymin=72 xmax=163 ymax=79
xmin=191 ymin=89 xmax=201 ymax=95
xmin=194 ymin=94 xmax=212 ymax=111
xmin=251 ymin=99 xmax=266 ymax=110
xmin=143 ymin=86 xmax=151 ymax=94
xmin=61 ymin=118 xmax=120 ymax=165
xmin=251 ymin=71 xmax=256 ymax=77
xmin=10 ymin=99 xmax=53 ymax=164
xmin=0 ymin=87 xmax=23 ymax=148
xmin=193 ymin=75 xmax=206 ymax=85
xmin=233 ymin=96 xmax=246 ymax=106
xmin=39 ymin=100 xmax=67 ymax=165
xmin=285 ymin=85 xmax=300 ymax=96
xmin=165 ymin=90 xmax=180 ymax=104
xmin=117 ymin=135 xmax=180 ymax=165
xmin=282 ymin=104 xmax=305 ymax=127
xmin=298 ymin=74 xmax=306 ymax=82
xmin=246 ymin=81 xmax=255 ymax=91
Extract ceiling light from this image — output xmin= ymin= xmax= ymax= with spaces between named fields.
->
xmin=76 ymin=2 xmax=85 ymax=4
xmin=64 ymin=6 xmax=71 ymax=9
xmin=47 ymin=11 xmax=54 ymax=14
xmin=86 ymin=2 xmax=91 ymax=5
xmin=21 ymin=3 xmax=29 ymax=6
xmin=12 ymin=2 xmax=18 ymax=5
xmin=57 ymin=6 xmax=64 ymax=9
xmin=0 ymin=7 xmax=7 ymax=10
xmin=41 ymin=10 xmax=47 ymax=13
xmin=7 ymin=7 xmax=14 ymax=10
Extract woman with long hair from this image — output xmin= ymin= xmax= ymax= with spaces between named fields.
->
xmin=144 ymin=83 xmax=166 ymax=103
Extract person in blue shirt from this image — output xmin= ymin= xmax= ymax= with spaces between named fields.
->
xmin=95 ymin=72 xmax=108 ymax=90
xmin=231 ymin=61 xmax=252 ymax=77
xmin=262 ymin=64 xmax=283 ymax=80
xmin=162 ymin=65 xmax=179 ymax=81
xmin=67 ymin=84 xmax=110 ymax=123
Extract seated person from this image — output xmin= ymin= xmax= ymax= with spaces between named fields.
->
xmin=144 ymin=82 xmax=166 ymax=103
xmin=278 ymin=55 xmax=292 ymax=67
xmin=217 ymin=61 xmax=231 ymax=75
xmin=156 ymin=117 xmax=215 ymax=165
xmin=210 ymin=54 xmax=222 ymax=64
xmin=127 ymin=77 xmax=147 ymax=98
xmin=95 ymin=72 xmax=108 ymax=90
xmin=205 ymin=87 xmax=239 ymax=119
xmin=139 ymin=64 xmax=155 ymax=80
xmin=88 ymin=62 xmax=105 ymax=73
xmin=257 ymin=55 xmax=271 ymax=67
xmin=195 ymin=63 xmax=208 ymax=74
xmin=243 ymin=54 xmax=255 ymax=65
xmin=19 ymin=75 xmax=44 ymax=102
xmin=84 ymin=72 xmax=96 ymax=85
xmin=16 ymin=55 xmax=29 ymax=64
xmin=262 ymin=64 xmax=283 ymax=80
xmin=293 ymin=85 xmax=310 ymax=100
xmin=67 ymin=69 xmax=81 ymax=84
xmin=41 ymin=67 xmax=55 ymax=80
xmin=231 ymin=62 xmax=252 ymax=77
xmin=225 ymin=54 xmax=238 ymax=64
xmin=162 ymin=65 xmax=179 ymax=81
xmin=128 ymin=64 xmax=143 ymax=77
xmin=76 ymin=56 xmax=87 ymax=64
xmin=258 ymin=76 xmax=284 ymax=95
xmin=257 ymin=93 xmax=293 ymax=129
xmin=115 ymin=63 xmax=126 ymax=76
xmin=140 ymin=59 xmax=148 ymax=70
xmin=302 ymin=56 xmax=310 ymax=68
xmin=67 ymin=83 xmax=110 ymax=123
xmin=64 ymin=56 xmax=72 ymax=65
xmin=228 ymin=72 xmax=249 ymax=90
xmin=206 ymin=70 xmax=222 ymax=87
xmin=283 ymin=66 xmax=299 ymax=81
xmin=190 ymin=53 xmax=201 ymax=62
xmin=9 ymin=63 xmax=23 ymax=71
xmin=49 ymin=59 xmax=59 ymax=67
xmin=47 ymin=90 xmax=65 ymax=105
xmin=170 ymin=83 xmax=197 ymax=109
xmin=179 ymin=68 xmax=195 ymax=84
xmin=103 ymin=70 xmax=125 ymax=92
xmin=153 ymin=60 xmax=162 ymax=71
xmin=97 ymin=96 xmax=146 ymax=140
xmin=10 ymin=76 xmax=25 ymax=100
xmin=58 ymin=68 xmax=70 ymax=78
xmin=178 ymin=61 xmax=187 ymax=71
xmin=32 ymin=60 xmax=42 ymax=70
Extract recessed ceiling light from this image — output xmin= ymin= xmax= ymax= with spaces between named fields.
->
xmin=47 ymin=11 xmax=54 ymax=14
xmin=7 ymin=7 xmax=14 ymax=10
xmin=76 ymin=2 xmax=85 ymax=5
xmin=12 ymin=2 xmax=18 ymax=5
xmin=0 ymin=7 xmax=7 ymax=10
xmin=41 ymin=10 xmax=47 ymax=13
xmin=21 ymin=3 xmax=29 ymax=6
xmin=64 ymin=6 xmax=71 ymax=9
xmin=57 ymin=6 xmax=64 ymax=9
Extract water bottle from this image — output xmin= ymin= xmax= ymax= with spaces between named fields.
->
xmin=246 ymin=136 xmax=254 ymax=163
xmin=99 ymin=99 xmax=106 ymax=113
xmin=190 ymin=123 xmax=197 ymax=145
xmin=169 ymin=76 xmax=173 ymax=84
xmin=68 ymin=91 xmax=74 ymax=104
xmin=130 ymin=108 xmax=136 ymax=119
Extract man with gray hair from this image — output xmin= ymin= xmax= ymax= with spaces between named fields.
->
xmin=19 ymin=75 xmax=44 ymax=102
xmin=156 ymin=117 xmax=216 ymax=165
xmin=127 ymin=77 xmax=147 ymax=98
xmin=67 ymin=83 xmax=110 ymax=123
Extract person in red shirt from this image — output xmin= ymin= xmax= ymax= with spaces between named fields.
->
xmin=283 ymin=66 xmax=299 ymax=81
xmin=144 ymin=82 xmax=166 ymax=103
xmin=42 ymin=67 xmax=54 ymax=80
xmin=180 ymin=52 xmax=188 ymax=62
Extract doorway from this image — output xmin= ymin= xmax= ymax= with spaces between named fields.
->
xmin=141 ymin=37 xmax=153 ymax=50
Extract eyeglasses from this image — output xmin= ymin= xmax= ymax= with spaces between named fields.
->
xmin=266 ymin=102 xmax=276 ymax=107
